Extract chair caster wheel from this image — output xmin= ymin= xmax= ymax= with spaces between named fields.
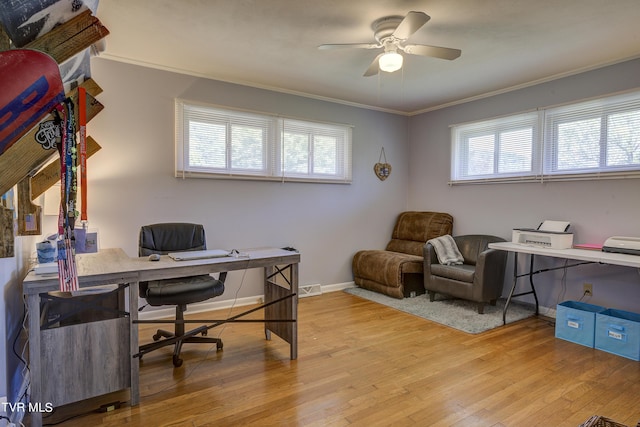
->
xmin=217 ymin=342 xmax=223 ymax=351
xmin=153 ymin=333 xmax=161 ymax=341
xmin=202 ymin=330 xmax=208 ymax=336
xmin=172 ymin=355 xmax=183 ymax=367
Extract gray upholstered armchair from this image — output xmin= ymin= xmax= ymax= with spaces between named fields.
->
xmin=424 ymin=235 xmax=507 ymax=314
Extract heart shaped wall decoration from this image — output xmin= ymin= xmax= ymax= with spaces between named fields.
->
xmin=374 ymin=162 xmax=391 ymax=181
xmin=374 ymin=147 xmax=391 ymax=181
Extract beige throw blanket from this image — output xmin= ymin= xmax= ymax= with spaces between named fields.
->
xmin=427 ymin=235 xmax=464 ymax=265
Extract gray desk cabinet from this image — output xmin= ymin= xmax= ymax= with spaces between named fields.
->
xmin=39 ymin=296 xmax=130 ymax=406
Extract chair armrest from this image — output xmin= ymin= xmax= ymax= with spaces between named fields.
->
xmin=474 ymin=248 xmax=508 ymax=297
xmin=423 ymin=243 xmax=440 ymax=281
xmin=423 ymin=243 xmax=440 ymax=266
xmin=475 ymin=248 xmax=506 ymax=270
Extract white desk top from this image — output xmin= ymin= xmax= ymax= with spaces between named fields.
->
xmin=489 ymin=241 xmax=640 ymax=269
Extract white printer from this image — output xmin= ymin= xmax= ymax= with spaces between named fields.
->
xmin=512 ymin=220 xmax=573 ymax=249
xmin=602 ymin=236 xmax=640 ymax=256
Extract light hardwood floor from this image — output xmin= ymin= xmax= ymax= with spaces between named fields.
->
xmin=45 ymin=291 xmax=640 ymax=426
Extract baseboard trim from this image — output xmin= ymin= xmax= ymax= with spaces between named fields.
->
xmin=322 ymin=281 xmax=356 ymax=292
xmin=138 ymin=281 xmax=557 ymax=321
xmin=139 ymin=295 xmax=264 ymax=320
xmin=299 ymin=283 xmax=322 ymax=298
xmin=138 ymin=282 xmax=357 ymax=320
xmin=539 ymin=305 xmax=557 ymax=319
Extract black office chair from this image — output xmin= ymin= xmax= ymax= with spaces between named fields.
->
xmin=138 ymin=223 xmax=226 ymax=367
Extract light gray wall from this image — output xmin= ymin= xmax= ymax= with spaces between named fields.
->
xmin=58 ymin=58 xmax=411 ymax=297
xmin=407 ymin=58 xmax=640 ymax=312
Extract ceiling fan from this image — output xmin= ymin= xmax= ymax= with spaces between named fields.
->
xmin=318 ymin=11 xmax=461 ymax=77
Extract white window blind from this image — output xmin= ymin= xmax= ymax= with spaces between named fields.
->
xmin=176 ymin=100 xmax=352 ymax=183
xmin=544 ymin=91 xmax=640 ymax=177
xmin=180 ymin=102 xmax=273 ymax=176
xmin=280 ymin=119 xmax=350 ymax=180
xmin=450 ymin=89 xmax=640 ymax=184
xmin=451 ymin=112 xmax=539 ymax=182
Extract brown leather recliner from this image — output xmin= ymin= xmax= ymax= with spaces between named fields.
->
xmin=352 ymin=211 xmax=454 ymax=299
xmin=424 ymin=235 xmax=507 ymax=314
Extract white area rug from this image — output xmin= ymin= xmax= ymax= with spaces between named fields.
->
xmin=344 ymin=287 xmax=535 ymax=334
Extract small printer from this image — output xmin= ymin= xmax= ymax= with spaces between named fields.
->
xmin=602 ymin=236 xmax=640 ymax=256
xmin=512 ymin=220 xmax=573 ymax=249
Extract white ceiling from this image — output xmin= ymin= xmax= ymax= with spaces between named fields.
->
xmin=96 ymin=0 xmax=640 ymax=114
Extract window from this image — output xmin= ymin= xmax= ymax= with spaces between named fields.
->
xmin=451 ymin=90 xmax=640 ymax=184
xmin=544 ymin=93 xmax=640 ymax=176
xmin=451 ymin=112 xmax=539 ymax=182
xmin=176 ymin=100 xmax=352 ymax=183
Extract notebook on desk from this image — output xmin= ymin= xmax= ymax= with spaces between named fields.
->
xmin=168 ymin=249 xmax=231 ymax=261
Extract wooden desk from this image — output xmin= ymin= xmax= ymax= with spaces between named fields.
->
xmin=22 ymin=247 xmax=300 ymax=427
xmin=488 ymin=242 xmax=640 ymax=324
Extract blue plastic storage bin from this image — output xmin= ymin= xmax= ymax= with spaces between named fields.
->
xmin=595 ymin=309 xmax=640 ymax=361
xmin=555 ymin=301 xmax=606 ymax=348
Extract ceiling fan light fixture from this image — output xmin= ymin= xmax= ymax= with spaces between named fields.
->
xmin=379 ymin=51 xmax=403 ymax=73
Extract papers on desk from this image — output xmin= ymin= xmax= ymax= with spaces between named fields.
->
xmin=168 ymin=249 xmax=231 ymax=261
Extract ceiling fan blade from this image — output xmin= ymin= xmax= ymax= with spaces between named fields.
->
xmin=363 ymin=53 xmax=384 ymax=77
xmin=403 ymin=44 xmax=461 ymax=60
xmin=392 ymin=11 xmax=430 ymax=40
xmin=318 ymin=43 xmax=380 ymax=50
